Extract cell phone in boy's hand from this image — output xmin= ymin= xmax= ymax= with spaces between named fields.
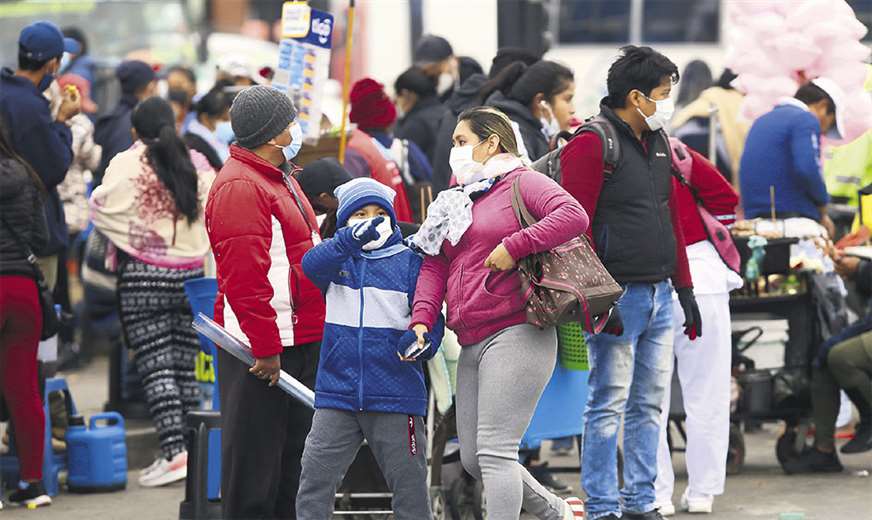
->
xmin=399 ymin=340 xmax=430 ymax=361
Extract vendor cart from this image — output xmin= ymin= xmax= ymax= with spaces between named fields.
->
xmin=668 ymin=229 xmax=840 ymax=473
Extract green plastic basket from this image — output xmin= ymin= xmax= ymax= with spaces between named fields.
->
xmin=558 ymin=322 xmax=589 ymax=371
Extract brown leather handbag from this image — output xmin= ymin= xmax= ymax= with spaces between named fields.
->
xmin=511 ymin=178 xmax=622 ymax=333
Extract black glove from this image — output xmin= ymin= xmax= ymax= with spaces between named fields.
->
xmin=603 ymin=307 xmax=624 ymax=336
xmin=677 ymin=287 xmax=702 ymax=340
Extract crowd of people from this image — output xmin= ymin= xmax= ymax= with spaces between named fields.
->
xmin=0 ymin=18 xmax=870 ymax=520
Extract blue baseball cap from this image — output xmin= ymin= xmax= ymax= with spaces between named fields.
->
xmin=19 ymin=21 xmax=80 ymax=62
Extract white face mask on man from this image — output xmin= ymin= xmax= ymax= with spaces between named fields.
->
xmin=347 ymin=216 xmax=393 ymax=251
xmin=636 ymin=92 xmax=674 ymax=131
xmin=437 ymin=72 xmax=456 ymax=96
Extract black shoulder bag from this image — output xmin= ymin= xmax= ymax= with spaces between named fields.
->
xmin=0 ymin=217 xmax=61 ymax=340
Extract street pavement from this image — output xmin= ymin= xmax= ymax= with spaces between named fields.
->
xmin=3 ymin=425 xmax=870 ymax=519
xmin=2 ymin=348 xmax=870 ymax=519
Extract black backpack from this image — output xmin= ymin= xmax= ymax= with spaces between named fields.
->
xmin=531 ymin=115 xmax=622 ymax=183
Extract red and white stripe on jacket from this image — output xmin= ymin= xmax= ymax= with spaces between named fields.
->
xmin=205 ymin=145 xmax=325 ymax=358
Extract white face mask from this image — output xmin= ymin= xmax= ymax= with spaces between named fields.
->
xmin=437 ymin=72 xmax=456 ymax=96
xmin=539 ymin=100 xmax=560 ymax=139
xmin=449 ymin=141 xmax=486 ymax=186
xmin=636 ymin=93 xmax=674 ymax=131
xmin=347 ymin=216 xmax=393 ymax=251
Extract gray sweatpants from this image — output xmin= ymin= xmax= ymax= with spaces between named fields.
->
xmin=296 ymin=408 xmax=431 ymax=520
xmin=457 ymin=323 xmax=566 ymax=520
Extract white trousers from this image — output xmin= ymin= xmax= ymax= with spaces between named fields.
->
xmin=654 ymin=293 xmax=732 ymax=503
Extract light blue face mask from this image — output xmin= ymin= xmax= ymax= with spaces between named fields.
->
xmin=283 ymin=122 xmax=304 ymax=161
xmin=59 ymin=52 xmax=71 ymax=72
xmin=215 ymin=121 xmax=235 ymax=145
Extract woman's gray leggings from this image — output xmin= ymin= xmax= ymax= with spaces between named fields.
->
xmin=456 ymin=323 xmax=567 ymax=520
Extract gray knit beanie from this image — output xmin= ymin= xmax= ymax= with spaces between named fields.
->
xmin=230 ymin=85 xmax=297 ymax=149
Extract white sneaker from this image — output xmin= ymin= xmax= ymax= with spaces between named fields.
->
xmin=563 ymin=496 xmax=585 ymax=519
xmin=138 ymin=451 xmax=188 ymax=487
xmin=139 ymin=456 xmax=165 ymax=477
xmin=680 ymin=490 xmax=714 ymax=514
xmin=656 ymin=502 xmax=676 ymax=516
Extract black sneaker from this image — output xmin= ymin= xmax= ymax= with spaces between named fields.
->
xmin=782 ymin=447 xmax=844 ymax=474
xmin=528 ymin=462 xmax=572 ymax=494
xmin=841 ymin=423 xmax=872 ymax=454
xmin=7 ymin=481 xmax=51 ymax=508
xmin=624 ymin=510 xmax=665 ymax=520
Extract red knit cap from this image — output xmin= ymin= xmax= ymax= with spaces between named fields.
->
xmin=349 ymin=77 xmax=397 ymax=129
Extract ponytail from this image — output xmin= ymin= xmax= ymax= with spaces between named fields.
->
xmin=132 ymin=97 xmax=200 ymax=224
xmin=507 ymin=60 xmax=574 ymax=106
xmin=478 ymin=61 xmax=527 ymax=103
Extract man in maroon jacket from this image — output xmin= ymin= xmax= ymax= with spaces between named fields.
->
xmin=559 ymin=46 xmax=700 ymax=520
xmin=205 ymin=85 xmax=325 ymax=519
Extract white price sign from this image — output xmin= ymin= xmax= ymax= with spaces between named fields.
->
xmin=281 ymin=1 xmax=311 ymax=39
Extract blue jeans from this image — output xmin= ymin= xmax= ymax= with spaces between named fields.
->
xmin=582 ymin=281 xmax=674 ymax=519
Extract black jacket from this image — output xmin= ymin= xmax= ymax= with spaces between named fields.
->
xmin=485 ymin=90 xmax=549 ymax=162
xmin=0 ymin=157 xmax=48 ymax=278
xmin=431 ymin=74 xmax=487 ymax=194
xmin=94 ymin=94 xmax=137 ymax=185
xmin=395 ymin=96 xmax=450 ymax=165
xmin=591 ymin=104 xmax=677 ymax=283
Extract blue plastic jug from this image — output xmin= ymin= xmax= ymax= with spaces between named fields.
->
xmin=66 ymin=412 xmax=128 ymax=492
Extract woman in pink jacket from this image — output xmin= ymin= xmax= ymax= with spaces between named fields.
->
xmin=409 ymin=107 xmax=588 ymax=520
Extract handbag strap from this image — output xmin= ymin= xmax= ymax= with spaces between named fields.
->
xmin=510 ymin=177 xmax=539 ymax=229
xmin=0 ymin=214 xmax=49 ymax=286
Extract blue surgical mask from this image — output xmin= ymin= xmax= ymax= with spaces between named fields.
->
xmin=285 ymin=123 xmax=304 ymax=161
xmin=215 ymin=121 xmax=235 ymax=145
xmin=270 ymin=123 xmax=304 ymax=162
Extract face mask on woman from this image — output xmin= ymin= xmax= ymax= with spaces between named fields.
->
xmin=215 ymin=121 xmax=235 ymax=145
xmin=539 ymin=100 xmax=560 ymax=139
xmin=637 ymin=92 xmax=674 ymax=131
xmin=449 ymin=141 xmax=487 ymax=186
xmin=346 ymin=216 xmax=393 ymax=251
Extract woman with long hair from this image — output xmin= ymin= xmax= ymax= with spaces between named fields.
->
xmin=481 ymin=60 xmax=575 ymax=162
xmin=0 ymin=117 xmax=51 ymax=508
xmin=409 ymin=107 xmax=587 ymax=519
xmin=90 ymin=96 xmax=215 ymax=488
xmin=183 ymin=81 xmax=233 ymax=170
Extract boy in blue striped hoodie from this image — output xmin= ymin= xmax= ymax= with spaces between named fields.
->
xmin=297 ymin=177 xmax=444 ymax=519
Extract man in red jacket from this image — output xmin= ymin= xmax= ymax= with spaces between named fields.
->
xmin=205 ymin=85 xmax=325 ymax=519
xmin=559 ymin=46 xmax=700 ymax=520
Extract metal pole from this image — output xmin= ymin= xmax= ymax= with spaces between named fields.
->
xmin=629 ymin=0 xmax=643 ymax=44
xmin=338 ymin=0 xmax=356 ymax=165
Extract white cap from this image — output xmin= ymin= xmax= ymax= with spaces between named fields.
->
xmin=216 ymin=55 xmax=267 ymax=85
xmin=811 ymin=77 xmax=847 ymax=140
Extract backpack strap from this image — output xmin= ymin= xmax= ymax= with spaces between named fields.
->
xmin=576 ymin=115 xmax=621 ymax=176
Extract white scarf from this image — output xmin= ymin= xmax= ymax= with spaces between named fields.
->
xmin=410 ymin=154 xmax=522 ymax=256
